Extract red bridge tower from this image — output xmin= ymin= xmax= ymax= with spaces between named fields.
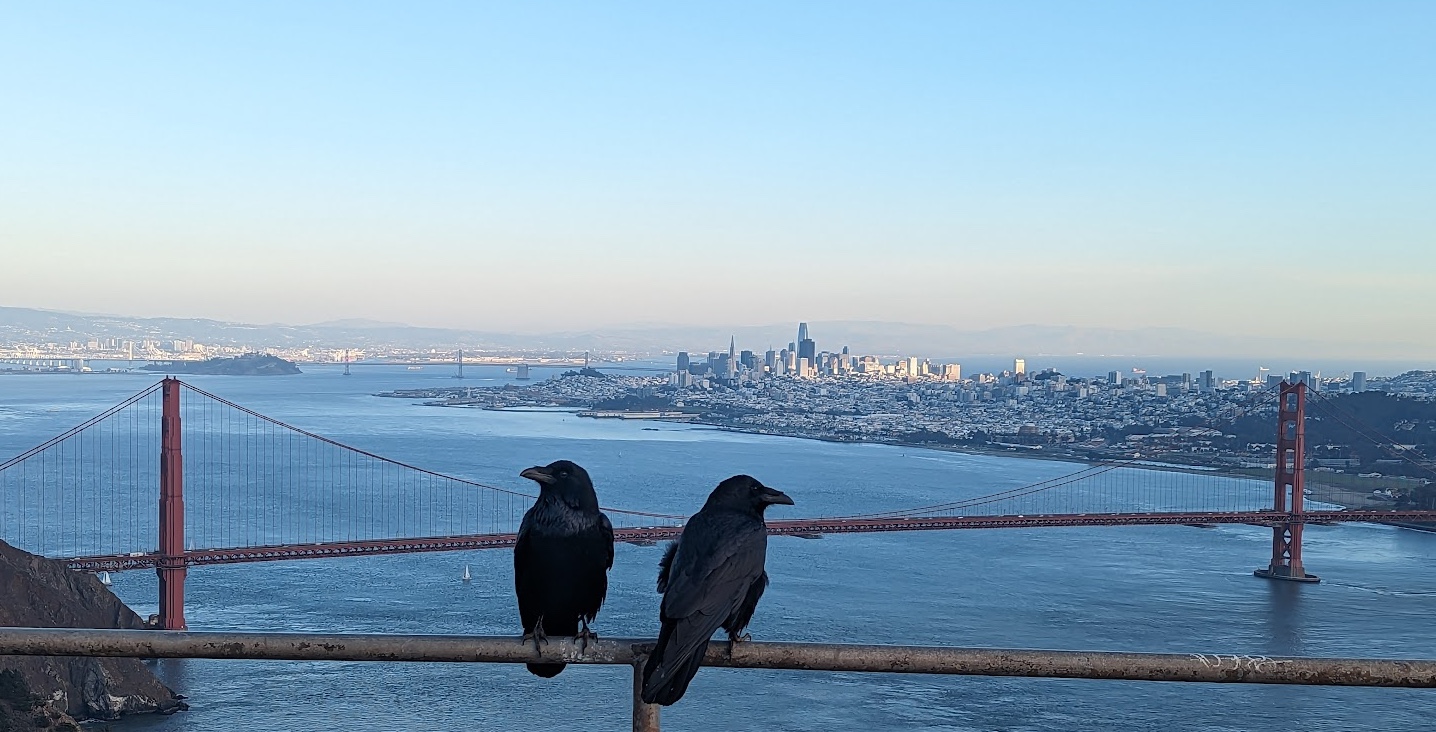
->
xmin=157 ymin=378 xmax=189 ymax=628
xmin=1255 ymin=380 xmax=1320 ymax=583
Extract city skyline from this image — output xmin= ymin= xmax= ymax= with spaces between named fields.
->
xmin=2 ymin=4 xmax=1433 ymax=346
xmin=2 ymin=304 xmax=1434 ymax=374
xmin=670 ymin=321 xmax=1368 ymax=391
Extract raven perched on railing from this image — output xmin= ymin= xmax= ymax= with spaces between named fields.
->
xmin=641 ymin=475 xmax=793 ymax=704
xmin=515 ymin=460 xmax=614 ymax=677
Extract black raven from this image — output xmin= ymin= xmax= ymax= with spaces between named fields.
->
xmin=641 ymin=475 xmax=793 ymax=705
xmin=514 ymin=459 xmax=614 ymax=678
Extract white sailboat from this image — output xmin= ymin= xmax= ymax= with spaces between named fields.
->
xmin=98 ymin=571 xmax=112 ymax=586
xmin=462 ymin=565 xmax=472 ymax=583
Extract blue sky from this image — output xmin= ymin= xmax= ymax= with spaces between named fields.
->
xmin=1 ymin=3 xmax=1432 ymax=345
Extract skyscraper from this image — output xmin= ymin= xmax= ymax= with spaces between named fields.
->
xmin=1352 ymin=371 xmax=1367 ymax=392
xmin=676 ymin=352 xmax=690 ymax=373
xmin=726 ymin=337 xmax=738 ymax=379
xmin=1199 ymin=370 xmax=1215 ymax=392
xmin=794 ymin=322 xmax=816 ymax=363
xmin=1292 ymin=371 xmax=1319 ymax=391
xmin=1014 ymin=358 xmax=1026 ymax=375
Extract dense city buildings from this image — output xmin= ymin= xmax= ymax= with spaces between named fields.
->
xmin=446 ymin=322 xmax=1408 ymax=465
xmin=387 ymin=322 xmax=1433 ymax=488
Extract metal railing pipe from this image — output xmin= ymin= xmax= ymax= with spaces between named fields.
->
xmin=0 ymin=628 xmax=1433 ymax=689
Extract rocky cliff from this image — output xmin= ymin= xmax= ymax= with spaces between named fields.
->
xmin=0 ymin=541 xmax=186 ymax=727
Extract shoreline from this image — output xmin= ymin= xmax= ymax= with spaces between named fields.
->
xmin=408 ymin=399 xmax=1428 ymax=521
xmin=690 ymin=421 xmax=1417 ymax=512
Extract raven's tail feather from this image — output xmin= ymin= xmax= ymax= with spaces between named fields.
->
xmin=526 ymin=662 xmax=566 ymax=678
xmin=643 ymin=642 xmax=706 ymax=705
xmin=641 ymin=620 xmax=709 ymax=706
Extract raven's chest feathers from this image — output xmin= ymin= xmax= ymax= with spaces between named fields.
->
xmin=515 ymin=498 xmax=615 ymax=627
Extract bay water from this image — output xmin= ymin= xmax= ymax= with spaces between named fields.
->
xmin=2 ymin=367 xmax=1434 ymax=731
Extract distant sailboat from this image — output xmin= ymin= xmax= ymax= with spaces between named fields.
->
xmin=98 ymin=571 xmax=112 ymax=586
xmin=462 ymin=565 xmax=472 ymax=583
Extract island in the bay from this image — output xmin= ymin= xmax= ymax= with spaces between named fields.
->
xmin=141 ymin=353 xmax=301 ymax=376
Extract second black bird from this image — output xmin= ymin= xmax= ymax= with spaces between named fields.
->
xmin=514 ymin=459 xmax=614 ymax=678
xmin=641 ymin=474 xmax=793 ymax=705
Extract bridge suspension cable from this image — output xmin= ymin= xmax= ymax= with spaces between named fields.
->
xmin=178 ymin=382 xmax=688 ymax=522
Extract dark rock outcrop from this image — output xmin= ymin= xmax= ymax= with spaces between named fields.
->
xmin=0 ymin=540 xmax=186 ymax=727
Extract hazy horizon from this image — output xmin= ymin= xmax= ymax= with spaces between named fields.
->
xmin=3 ymin=4 xmax=1433 ymax=349
xmin=4 ymin=304 xmax=1434 ymax=367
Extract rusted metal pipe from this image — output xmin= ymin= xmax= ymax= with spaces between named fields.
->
xmin=632 ymin=655 xmax=660 ymax=732
xmin=0 ymin=628 xmax=1433 ymax=688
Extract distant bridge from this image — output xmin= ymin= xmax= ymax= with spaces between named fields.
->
xmin=0 ymin=357 xmax=87 ymax=371
xmin=336 ymin=360 xmax=666 ymax=372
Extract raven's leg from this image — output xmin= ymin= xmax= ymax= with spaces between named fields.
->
xmin=520 ymin=615 xmax=548 ymax=650
xmin=727 ymin=628 xmax=752 ymax=644
xmin=575 ymin=617 xmax=599 ymax=655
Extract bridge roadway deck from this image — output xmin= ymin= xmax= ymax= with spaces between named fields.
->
xmin=64 ymin=509 xmax=1436 ymax=572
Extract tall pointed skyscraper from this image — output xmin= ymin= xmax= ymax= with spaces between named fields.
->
xmin=727 ymin=336 xmax=738 ymax=378
xmin=796 ymin=322 xmax=815 ymax=364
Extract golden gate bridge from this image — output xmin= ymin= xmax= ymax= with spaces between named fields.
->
xmin=2 ymin=378 xmax=1434 ymax=632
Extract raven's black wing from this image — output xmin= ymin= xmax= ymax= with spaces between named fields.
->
xmin=576 ymin=512 xmax=615 ymax=623
xmin=513 ymin=510 xmax=543 ymax=634
xmin=722 ymin=570 xmax=768 ymax=638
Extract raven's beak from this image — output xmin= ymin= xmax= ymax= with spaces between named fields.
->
xmin=759 ymin=486 xmax=794 ymax=506
xmin=520 ymin=466 xmax=556 ymax=485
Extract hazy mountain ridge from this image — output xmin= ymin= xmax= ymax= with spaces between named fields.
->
xmin=0 ymin=307 xmax=1427 ymax=360
xmin=0 ymin=307 xmax=516 ymax=350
